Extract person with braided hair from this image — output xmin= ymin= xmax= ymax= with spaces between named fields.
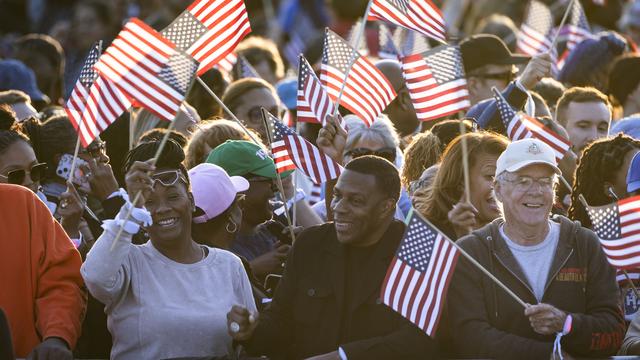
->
xmin=568 ymin=134 xmax=640 ymax=229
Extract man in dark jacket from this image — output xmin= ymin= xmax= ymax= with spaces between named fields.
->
xmin=227 ymin=156 xmax=435 ymax=359
xmin=446 ymin=138 xmax=624 ymax=359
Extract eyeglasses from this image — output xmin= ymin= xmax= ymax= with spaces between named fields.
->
xmin=0 ymin=163 xmax=47 ymax=185
xmin=501 ymin=175 xmax=556 ymax=191
xmin=80 ymin=142 xmax=106 ymax=159
xmin=150 ymin=170 xmax=188 ymax=187
xmin=345 ymin=147 xmax=397 ymax=163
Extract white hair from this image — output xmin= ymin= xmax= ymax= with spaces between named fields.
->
xmin=343 ymin=114 xmax=400 ymax=153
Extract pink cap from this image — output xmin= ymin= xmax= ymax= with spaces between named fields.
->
xmin=189 ymin=163 xmax=249 ymax=224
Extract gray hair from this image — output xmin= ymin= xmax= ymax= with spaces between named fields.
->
xmin=343 ymin=114 xmax=400 ymax=153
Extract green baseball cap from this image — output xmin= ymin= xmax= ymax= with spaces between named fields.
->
xmin=206 ymin=140 xmax=292 ymax=179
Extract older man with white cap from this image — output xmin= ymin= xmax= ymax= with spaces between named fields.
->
xmin=445 ymin=138 xmax=623 ymax=359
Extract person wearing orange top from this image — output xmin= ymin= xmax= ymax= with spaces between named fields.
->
xmin=0 ymin=183 xmax=85 ymax=358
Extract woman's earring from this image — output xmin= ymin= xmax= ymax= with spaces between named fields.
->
xmin=226 ymin=218 xmax=238 ymax=234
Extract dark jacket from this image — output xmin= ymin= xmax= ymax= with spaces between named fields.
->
xmin=244 ymin=220 xmax=436 ymax=359
xmin=446 ymin=215 xmax=624 ymax=359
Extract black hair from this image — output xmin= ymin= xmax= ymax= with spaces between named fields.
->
xmin=139 ymin=128 xmax=188 ymax=148
xmin=345 ymin=155 xmax=401 ymax=202
xmin=0 ymin=104 xmax=30 ymax=156
xmin=21 ymin=115 xmax=77 ymax=181
xmin=430 ymin=119 xmax=474 ymax=151
xmin=569 ymin=134 xmax=640 ymax=228
xmin=123 ymin=139 xmax=190 ymax=188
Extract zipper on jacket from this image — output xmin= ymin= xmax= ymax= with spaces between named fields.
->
xmin=492 ymin=252 xmax=537 ymax=301
xmin=542 ymin=249 xmax=574 ymax=298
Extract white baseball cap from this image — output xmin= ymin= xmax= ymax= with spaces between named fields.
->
xmin=189 ymin=163 xmax=249 ymax=224
xmin=495 ymin=138 xmax=561 ymax=177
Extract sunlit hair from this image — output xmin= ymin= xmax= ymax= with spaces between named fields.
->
xmin=401 ymin=131 xmax=442 ymax=189
xmin=222 ymin=78 xmax=278 ymax=115
xmin=343 ymin=114 xmax=399 ymax=155
xmin=420 ymin=131 xmax=508 ymax=224
xmin=185 ymin=119 xmax=261 ymax=169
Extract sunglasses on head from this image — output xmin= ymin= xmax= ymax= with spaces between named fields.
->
xmin=0 ymin=163 xmax=47 ymax=185
xmin=345 ymin=147 xmax=397 ymax=162
xmin=150 ymin=170 xmax=188 ymax=187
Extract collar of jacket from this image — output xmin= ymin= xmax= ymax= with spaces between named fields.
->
xmin=324 ymin=219 xmax=406 ymax=311
xmin=471 ymin=215 xmax=581 ymax=302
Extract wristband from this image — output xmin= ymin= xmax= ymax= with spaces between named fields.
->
xmin=552 ymin=314 xmax=572 ymax=360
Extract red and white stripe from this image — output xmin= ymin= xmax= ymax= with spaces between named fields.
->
xmin=95 ymin=18 xmax=183 ymax=121
xmin=381 ymin=232 xmax=458 ymax=335
xmin=368 ymin=0 xmax=446 ymax=43
xmin=506 ymin=113 xmax=571 ymax=162
xmin=401 ymin=54 xmax=469 ymax=121
xmin=75 ymin=76 xmax=131 ymax=146
xmin=320 ymin=58 xmax=395 ymax=127
xmin=186 ymin=0 xmax=251 ymax=75
xmin=517 ymin=23 xmax=553 ymax=56
xmin=297 ymin=57 xmax=336 ymax=125
xmin=601 ymin=197 xmax=640 ymax=269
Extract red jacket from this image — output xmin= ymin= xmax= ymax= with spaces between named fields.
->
xmin=0 ymin=184 xmax=86 ymax=356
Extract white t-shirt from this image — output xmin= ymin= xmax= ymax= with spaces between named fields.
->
xmin=82 ymin=210 xmax=257 ymax=360
xmin=500 ymin=221 xmax=560 ymax=302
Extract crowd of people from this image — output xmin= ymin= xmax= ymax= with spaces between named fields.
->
xmin=4 ymin=0 xmax=640 ymax=359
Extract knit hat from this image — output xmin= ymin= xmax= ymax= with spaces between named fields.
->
xmin=608 ymin=55 xmax=640 ymax=106
xmin=559 ymin=32 xmax=627 ymax=89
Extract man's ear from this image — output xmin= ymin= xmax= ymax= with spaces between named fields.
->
xmin=603 ymin=182 xmax=618 ymax=200
xmin=493 ymin=182 xmax=504 ymax=204
xmin=188 ymin=192 xmax=196 ymax=212
xmin=399 ymin=89 xmax=413 ymax=111
xmin=379 ymin=198 xmax=396 ymax=218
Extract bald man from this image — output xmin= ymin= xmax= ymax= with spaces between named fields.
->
xmin=375 ymin=60 xmax=420 ymax=137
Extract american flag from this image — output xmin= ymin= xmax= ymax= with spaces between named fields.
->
xmin=234 ymin=54 xmax=260 ymax=79
xmin=65 ymin=42 xmax=101 ymax=130
xmin=379 ymin=24 xmax=431 ymax=60
xmin=368 ymin=0 xmax=446 ymax=43
xmin=309 ymin=182 xmax=323 ymax=205
xmin=558 ymin=0 xmax=592 ymax=52
xmin=494 ymin=90 xmax=570 ymax=161
xmin=381 ymin=209 xmax=459 ymax=336
xmin=400 ymin=45 xmax=470 ymax=122
xmin=95 ymin=18 xmax=199 ymax=121
xmin=586 ymin=196 xmax=640 ymax=269
xmin=347 ymin=19 xmax=370 ymax=56
xmin=161 ymin=0 xmax=251 ymax=75
xmin=297 ymin=55 xmax=336 ymax=125
xmin=378 ymin=24 xmax=401 ymax=60
xmin=517 ymin=0 xmax=554 ymax=56
xmin=320 ymin=29 xmax=396 ymax=126
xmin=264 ymin=110 xmax=342 ymax=184
xmin=215 ymin=51 xmax=237 ymax=82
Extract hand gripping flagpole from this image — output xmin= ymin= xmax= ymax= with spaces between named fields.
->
xmin=110 ymin=118 xmax=177 ymax=251
xmin=261 ymin=108 xmax=297 ymax=243
xmin=195 ymin=77 xmax=263 ymax=146
xmin=332 ymin=0 xmax=374 ymax=116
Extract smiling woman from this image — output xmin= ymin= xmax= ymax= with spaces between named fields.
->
xmin=81 ymin=139 xmax=256 ymax=359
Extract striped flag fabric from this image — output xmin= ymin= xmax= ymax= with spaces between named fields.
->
xmin=76 ymin=76 xmax=132 ymax=147
xmin=494 ymin=90 xmax=570 ymax=161
xmin=517 ymin=0 xmax=554 ymax=56
xmin=558 ymin=0 xmax=593 ymax=52
xmin=234 ymin=54 xmax=261 ymax=79
xmin=400 ymin=45 xmax=470 ymax=121
xmin=161 ymin=0 xmax=251 ymax=75
xmin=216 ymin=51 xmax=237 ymax=74
xmin=297 ymin=55 xmax=336 ymax=125
xmin=378 ymin=24 xmax=401 ymax=60
xmin=264 ymin=110 xmax=342 ymax=184
xmin=586 ymin=195 xmax=640 ymax=269
xmin=368 ymin=0 xmax=446 ymax=43
xmin=347 ymin=19 xmax=370 ymax=56
xmin=381 ymin=209 xmax=459 ymax=336
xmin=65 ymin=42 xmax=102 ymax=130
xmin=95 ymin=18 xmax=199 ymax=121
xmin=320 ymin=29 xmax=396 ymax=126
